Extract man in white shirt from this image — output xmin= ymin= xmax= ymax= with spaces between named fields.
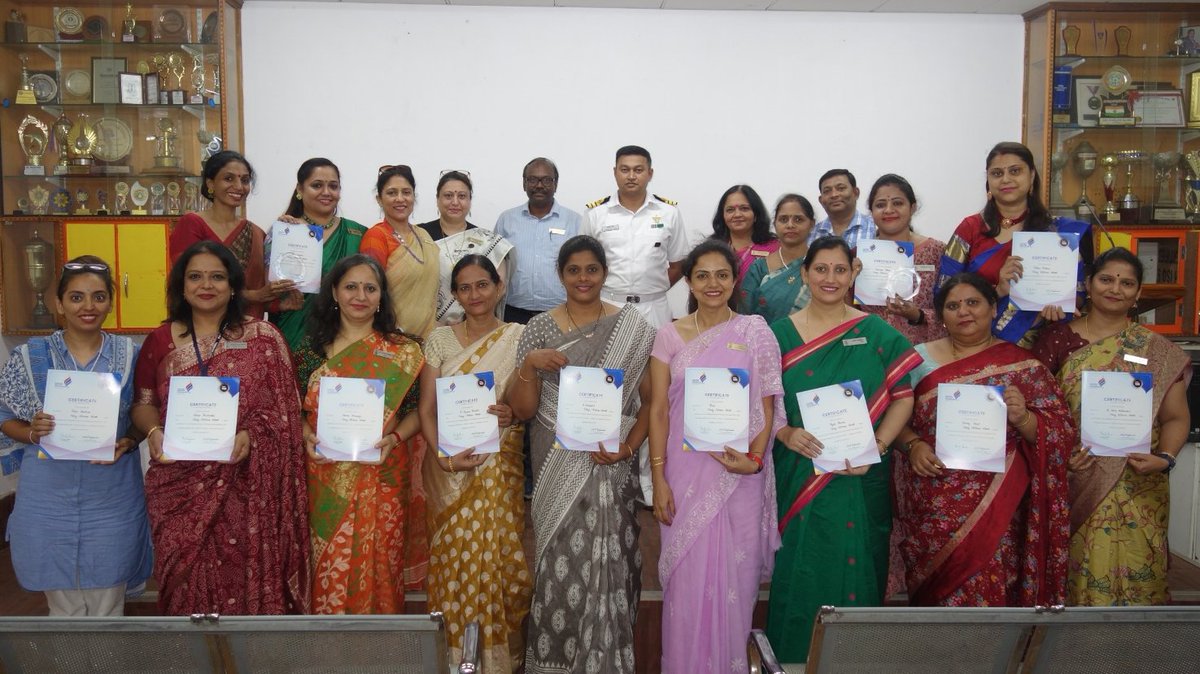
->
xmin=581 ymin=145 xmax=689 ymax=328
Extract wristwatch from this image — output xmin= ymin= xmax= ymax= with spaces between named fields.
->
xmin=1152 ymin=451 xmax=1176 ymax=474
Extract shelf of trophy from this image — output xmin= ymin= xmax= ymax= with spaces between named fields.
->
xmin=0 ymin=219 xmax=62 ymax=336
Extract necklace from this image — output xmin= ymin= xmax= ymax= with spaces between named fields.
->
xmin=566 ymin=302 xmax=604 ymax=338
xmin=64 ymin=333 xmax=106 ymax=372
xmin=390 ymin=222 xmax=426 ymax=265
xmin=999 ymin=210 xmax=1029 ymax=229
xmin=950 ymin=334 xmax=994 ymax=360
xmin=304 ymin=213 xmax=339 ymax=231
xmin=462 ymin=317 xmax=501 ymax=344
xmin=693 ymin=307 xmax=734 ymax=346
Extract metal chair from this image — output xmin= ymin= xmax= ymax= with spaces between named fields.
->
xmin=748 ymin=628 xmax=787 ymax=674
xmin=457 ymin=620 xmax=480 ymax=674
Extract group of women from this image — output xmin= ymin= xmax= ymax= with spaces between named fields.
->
xmin=0 ymin=140 xmax=1190 ymax=672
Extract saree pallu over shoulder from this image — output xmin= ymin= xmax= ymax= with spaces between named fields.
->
xmin=521 ymin=305 xmax=655 ymax=674
xmin=361 ymin=222 xmax=440 ymax=339
xmin=901 ymin=343 xmax=1072 ymax=607
xmin=766 ymin=313 xmax=919 ymax=664
xmin=424 ymin=323 xmax=531 ymax=672
xmin=270 ymin=218 xmax=367 ymax=350
xmin=136 ymin=320 xmax=310 ymax=615
xmin=303 ymin=331 xmax=423 ymax=615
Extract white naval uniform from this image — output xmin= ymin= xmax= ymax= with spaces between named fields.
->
xmin=581 ymin=193 xmax=689 ymax=328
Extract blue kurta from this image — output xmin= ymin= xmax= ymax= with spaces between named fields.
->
xmin=0 ymin=332 xmax=153 ymax=592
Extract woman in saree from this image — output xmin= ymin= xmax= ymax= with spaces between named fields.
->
xmin=741 ymin=193 xmax=814 ymax=324
xmin=894 ymin=272 xmax=1072 ymax=607
xmin=938 ymin=141 xmax=1091 ymax=348
xmin=767 ymin=236 xmax=920 ymax=664
xmin=132 ymin=241 xmax=310 ymax=615
xmin=648 ymin=240 xmax=783 ymax=672
xmin=417 ymin=254 xmax=531 ymax=670
xmin=509 ymin=235 xmax=656 ymax=674
xmin=1031 ymin=247 xmax=1191 ymax=606
xmin=294 ymin=254 xmax=424 ymax=614
xmin=860 ymin=173 xmax=946 ymax=345
xmin=0 ymin=256 xmax=152 ymax=616
xmin=359 ymin=164 xmax=438 ymax=587
xmin=170 ymin=150 xmax=294 ymax=318
xmin=708 ymin=184 xmax=779 ymax=283
xmin=421 ymin=171 xmax=513 ymax=326
xmin=269 ymin=157 xmax=367 ymax=350
xmin=360 ymin=164 xmax=440 ymax=339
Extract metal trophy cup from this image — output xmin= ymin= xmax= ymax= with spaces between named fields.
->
xmin=1049 ymin=151 xmax=1074 ymax=217
xmin=66 ymin=114 xmax=98 ymax=172
xmin=17 ymin=114 xmax=49 ymax=176
xmin=1184 ymin=152 xmax=1200 ymax=223
xmin=1152 ymin=151 xmax=1186 ymax=222
xmin=1072 ymin=141 xmax=1099 ymax=219
xmin=1115 ymin=150 xmax=1148 ymax=222
xmin=153 ymin=118 xmax=181 ymax=169
xmin=24 ymin=230 xmax=56 ymax=329
xmin=52 ymin=114 xmax=72 ymax=175
xmin=1100 ymin=153 xmax=1119 ymax=220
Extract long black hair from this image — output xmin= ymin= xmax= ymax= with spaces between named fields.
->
xmin=710 ymin=184 xmax=775 ymax=245
xmin=306 ymin=254 xmax=412 ymax=356
xmin=165 ymin=240 xmax=246 ymax=338
xmin=981 ymin=142 xmax=1052 ymax=237
xmin=285 ymin=157 xmax=339 ymax=218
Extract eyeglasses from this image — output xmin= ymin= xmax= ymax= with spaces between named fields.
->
xmin=63 ymin=262 xmax=109 ymax=272
xmin=524 ymin=176 xmax=556 ymax=187
xmin=440 ymin=169 xmax=471 ymax=178
xmin=378 ymin=164 xmax=412 ymax=175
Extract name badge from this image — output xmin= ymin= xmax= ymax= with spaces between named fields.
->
xmin=225 ymin=341 xmax=247 ymax=350
xmin=751 ymin=249 xmax=770 ymax=257
xmin=374 ymin=349 xmax=393 ymax=359
xmin=651 ymin=223 xmax=665 ymax=229
xmin=1123 ymin=353 xmax=1149 ymax=365
xmin=842 ymin=337 xmax=867 ymax=347
xmin=727 ymin=342 xmax=747 ymax=351
xmin=601 ymin=224 xmax=620 ymax=233
xmin=915 ymin=264 xmax=936 ymax=272
xmin=549 ymin=227 xmax=566 ymax=235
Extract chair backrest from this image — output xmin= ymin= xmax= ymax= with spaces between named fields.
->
xmin=747 ymin=628 xmax=786 ymax=674
xmin=0 ymin=613 xmax=450 ymax=674
xmin=804 ymin=606 xmax=1200 ymax=674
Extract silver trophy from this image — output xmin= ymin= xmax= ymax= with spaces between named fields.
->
xmin=1049 ymin=151 xmax=1073 ymax=217
xmin=1072 ymin=140 xmax=1099 ymax=220
xmin=1115 ymin=150 xmax=1148 ymax=222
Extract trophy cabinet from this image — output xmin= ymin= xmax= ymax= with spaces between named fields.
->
xmin=0 ymin=0 xmax=243 ymax=335
xmin=1023 ymin=2 xmax=1200 ymax=336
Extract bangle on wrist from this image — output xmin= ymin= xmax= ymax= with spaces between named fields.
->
xmin=902 ymin=437 xmax=922 ymax=455
xmin=27 ymin=427 xmax=36 ymax=445
xmin=1152 ymin=451 xmax=1176 ymax=474
xmin=907 ymin=310 xmax=925 ymax=326
xmin=875 ymin=437 xmax=890 ymax=457
xmin=147 ymin=426 xmax=163 ymax=439
xmin=390 ymin=430 xmax=403 ymax=443
xmin=650 ymin=456 xmax=666 ymax=467
xmin=747 ymin=453 xmax=764 ymax=474
xmin=518 ymin=366 xmax=534 ymax=383
xmin=1016 ymin=410 xmax=1033 ymax=429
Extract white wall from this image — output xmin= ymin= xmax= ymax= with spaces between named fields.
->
xmin=2 ymin=5 xmax=1024 ymax=356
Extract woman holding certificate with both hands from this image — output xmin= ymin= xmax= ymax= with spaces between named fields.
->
xmin=294 ymin=254 xmax=424 ymax=614
xmin=132 ymin=241 xmax=310 ymax=616
xmin=509 ymin=235 xmax=655 ymax=674
xmin=766 ymin=236 xmax=920 ymax=664
xmin=0 ymin=256 xmax=152 ymax=616
xmin=647 ymin=240 xmax=783 ymax=673
xmin=1031 ymin=247 xmax=1192 ymax=606
xmin=417 ymin=255 xmax=532 ymax=671
xmin=892 ymin=272 xmax=1072 ymax=608
xmin=938 ymin=141 xmax=1091 ymax=348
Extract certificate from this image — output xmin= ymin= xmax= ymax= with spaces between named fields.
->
xmin=797 ymin=380 xmax=878 ymax=473
xmin=436 ymin=372 xmax=500 ymax=457
xmin=1081 ymin=371 xmax=1152 ymax=457
xmin=39 ymin=369 xmax=121 ymax=461
xmin=267 ymin=221 xmax=324 ymax=294
xmin=934 ymin=383 xmax=1008 ymax=473
xmin=315 ymin=376 xmax=386 ymax=462
xmin=683 ymin=367 xmax=750 ymax=453
xmin=854 ymin=239 xmax=916 ymax=307
xmin=553 ymin=366 xmax=623 ymax=452
xmin=1008 ymin=231 xmax=1081 ymax=313
xmin=162 ymin=376 xmax=240 ymax=461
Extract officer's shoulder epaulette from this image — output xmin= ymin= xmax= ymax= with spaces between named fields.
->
xmin=653 ymin=194 xmax=678 ymax=206
xmin=585 ymin=196 xmax=611 ymax=209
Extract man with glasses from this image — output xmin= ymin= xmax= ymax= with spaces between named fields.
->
xmin=494 ymin=157 xmax=582 ymax=325
xmin=582 ymin=145 xmax=688 ymax=328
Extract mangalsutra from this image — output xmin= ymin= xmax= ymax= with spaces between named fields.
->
xmin=693 ymin=307 xmax=733 ymax=347
xmin=950 ymin=334 xmax=994 ymax=360
xmin=391 ymin=224 xmax=425 ymax=265
xmin=566 ymin=302 xmax=604 ymax=338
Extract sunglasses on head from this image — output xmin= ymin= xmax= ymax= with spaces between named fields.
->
xmin=378 ymin=164 xmax=413 ymax=175
xmin=439 ymin=169 xmax=471 ymax=179
xmin=62 ymin=262 xmax=109 ymax=273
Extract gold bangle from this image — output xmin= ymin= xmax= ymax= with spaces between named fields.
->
xmin=1016 ymin=411 xmax=1033 ymax=429
xmin=147 ymin=426 xmax=163 ymax=439
xmin=650 ymin=457 xmax=666 ymax=467
xmin=449 ymin=454 xmax=456 ymax=473
xmin=518 ymin=367 xmax=534 ymax=383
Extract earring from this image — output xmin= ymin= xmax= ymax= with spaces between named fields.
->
xmin=333 ymin=302 xmax=339 ymax=311
xmin=376 ymin=306 xmax=381 ymax=314
xmin=295 ymin=192 xmax=302 ymax=200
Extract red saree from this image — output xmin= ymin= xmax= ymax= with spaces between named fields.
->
xmin=897 ymin=342 xmax=1072 ymax=607
xmin=133 ymin=320 xmax=311 ymax=615
xmin=170 ymin=214 xmax=269 ymax=318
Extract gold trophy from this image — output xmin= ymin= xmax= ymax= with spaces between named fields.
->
xmin=1100 ymin=153 xmax=1119 ymax=220
xmin=190 ymin=53 xmax=205 ymax=104
xmin=121 ymin=2 xmax=136 ymax=42
xmin=16 ymin=54 xmax=36 ymax=105
xmin=28 ymin=185 xmax=50 ymax=215
xmin=74 ymin=189 xmax=91 ymax=216
xmin=52 ymin=113 xmax=72 ymax=175
xmin=153 ymin=118 xmax=181 ymax=169
xmin=1062 ymin=25 xmax=1081 ymax=56
xmin=24 ymin=229 xmax=56 ymax=329
xmin=17 ymin=114 xmax=49 ymax=176
xmin=66 ymin=114 xmax=98 ymax=172
xmin=1183 ymin=151 xmax=1200 ymax=223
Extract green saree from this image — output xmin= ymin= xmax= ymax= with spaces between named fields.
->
xmin=270 ymin=217 xmax=367 ymax=350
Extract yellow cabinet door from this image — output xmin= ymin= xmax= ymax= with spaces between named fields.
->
xmin=115 ymin=223 xmax=168 ymax=329
xmin=63 ymin=222 xmax=118 ymax=331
